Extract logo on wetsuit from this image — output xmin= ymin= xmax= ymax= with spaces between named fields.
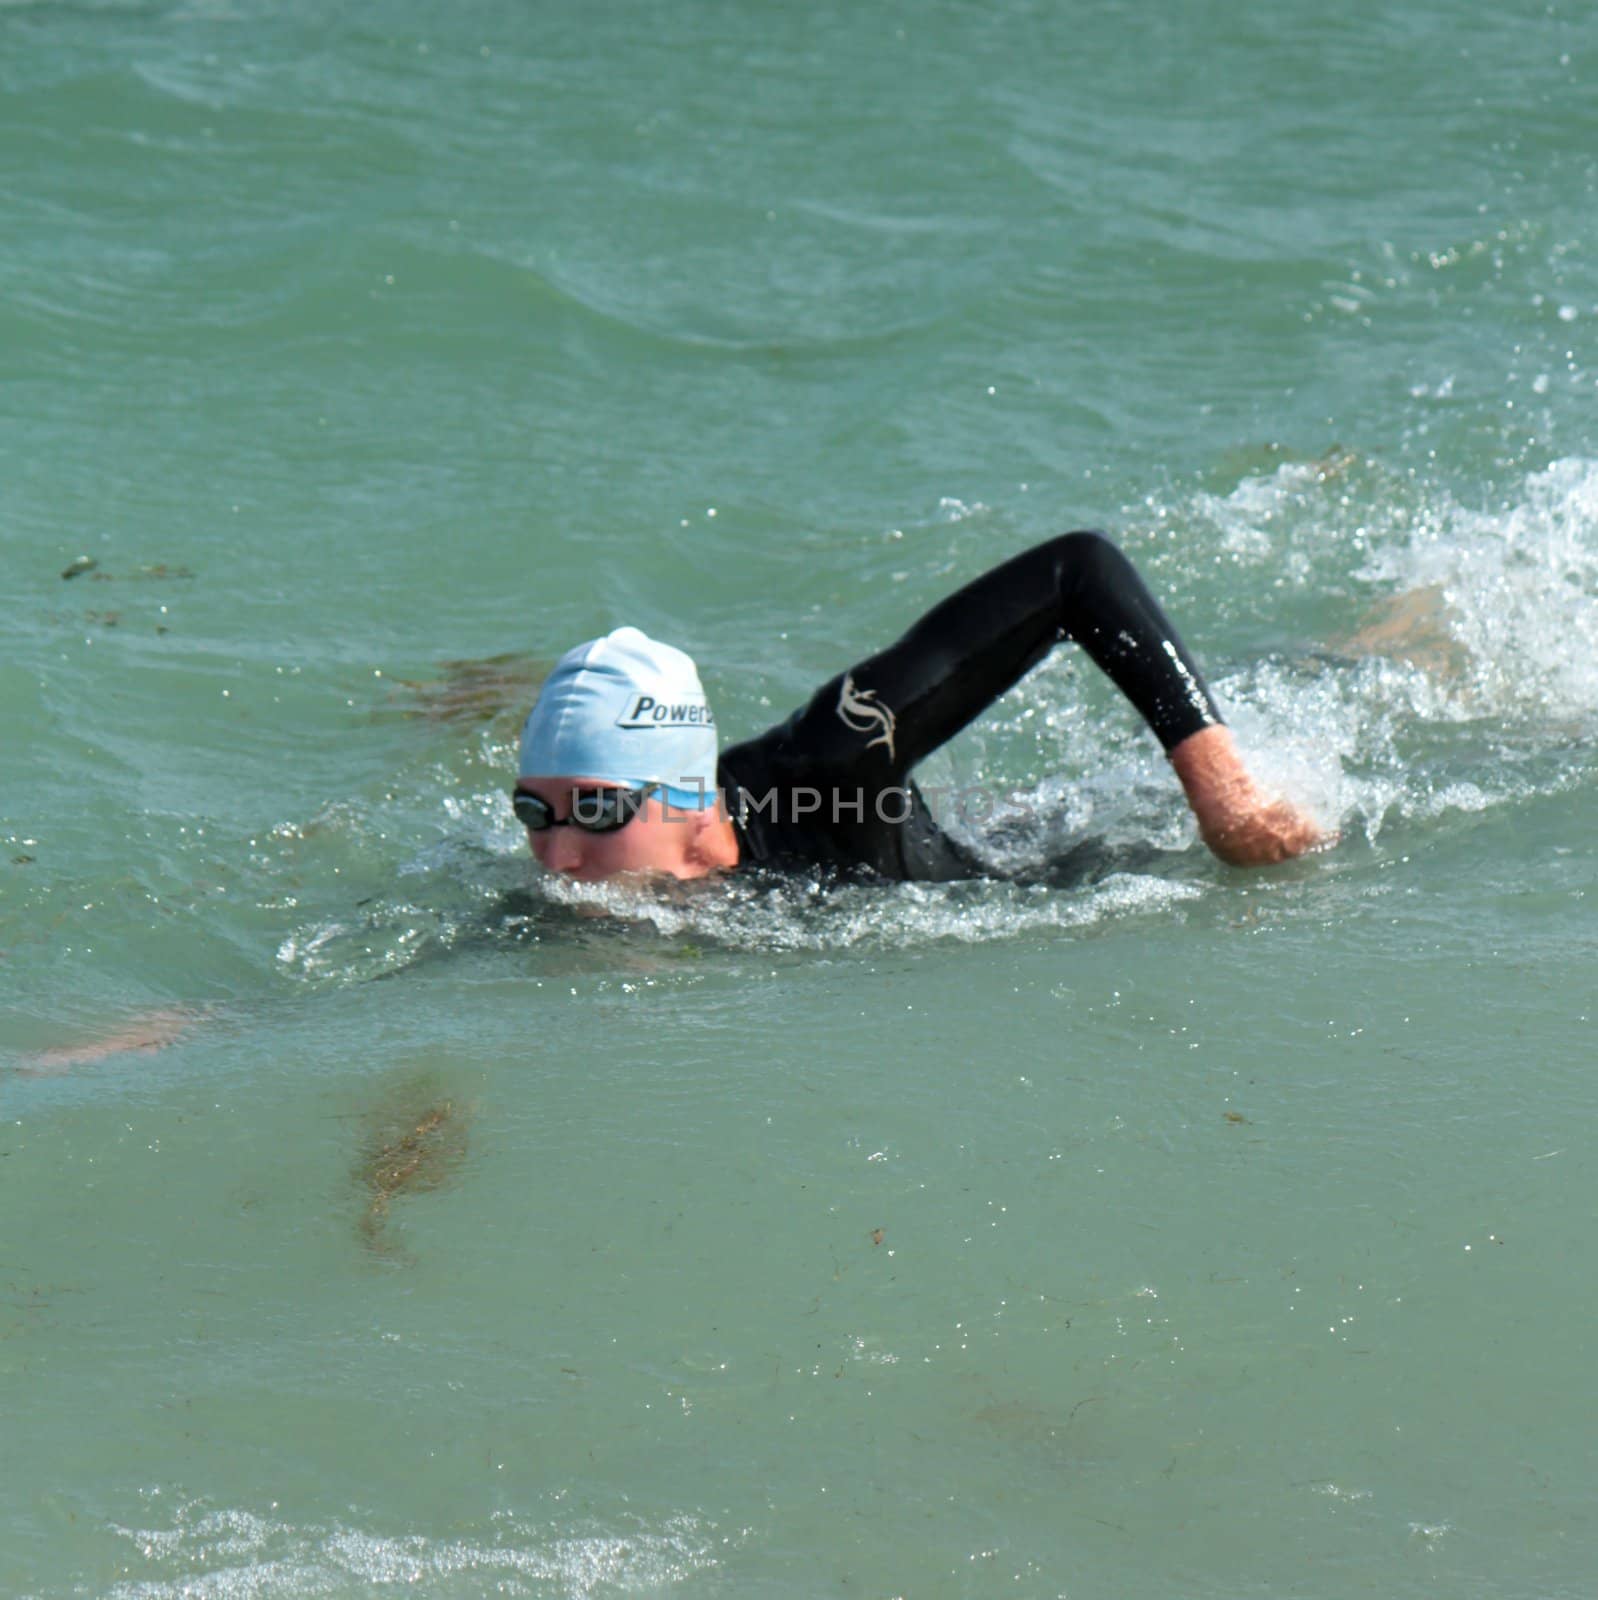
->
xmin=615 ymin=694 xmax=715 ymax=729
xmin=836 ymin=673 xmax=897 ymax=761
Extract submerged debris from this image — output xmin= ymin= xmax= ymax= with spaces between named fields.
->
xmin=59 ymin=558 xmax=194 ymax=584
xmin=383 ymin=652 xmax=548 ymax=730
xmin=17 ymin=1008 xmax=197 ymax=1074
xmin=1310 ymin=443 xmax=1359 ymax=484
xmin=1209 ymin=440 xmax=1360 ymax=489
xmin=354 ymin=1083 xmax=471 ymax=1257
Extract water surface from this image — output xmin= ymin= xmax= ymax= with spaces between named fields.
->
xmin=3 ymin=2 xmax=1596 ymax=1595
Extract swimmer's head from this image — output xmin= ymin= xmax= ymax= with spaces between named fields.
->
xmin=517 ymin=627 xmax=718 ymax=806
xmin=515 ymin=628 xmax=735 ymax=881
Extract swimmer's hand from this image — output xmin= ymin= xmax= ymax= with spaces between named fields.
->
xmin=1169 ymin=726 xmax=1332 ymax=867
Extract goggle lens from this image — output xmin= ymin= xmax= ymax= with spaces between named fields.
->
xmin=512 ymin=786 xmax=651 ymax=835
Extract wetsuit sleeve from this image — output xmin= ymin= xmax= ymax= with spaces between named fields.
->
xmin=794 ymin=530 xmax=1223 ymax=782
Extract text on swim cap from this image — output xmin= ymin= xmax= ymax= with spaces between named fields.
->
xmin=615 ymin=694 xmax=716 ymax=729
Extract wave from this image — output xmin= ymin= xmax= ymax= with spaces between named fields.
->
xmin=99 ymin=1496 xmax=727 ymax=1598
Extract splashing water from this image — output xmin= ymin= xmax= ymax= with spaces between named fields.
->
xmin=103 ymin=1498 xmax=729 ymax=1599
xmin=271 ymin=457 xmax=1595 ymax=987
xmin=1133 ymin=455 xmax=1598 ymax=845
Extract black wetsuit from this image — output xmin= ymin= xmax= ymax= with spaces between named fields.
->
xmin=716 ymin=531 xmax=1223 ymax=881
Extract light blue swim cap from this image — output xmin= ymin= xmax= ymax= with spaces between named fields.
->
xmin=518 ymin=627 xmax=719 ymax=810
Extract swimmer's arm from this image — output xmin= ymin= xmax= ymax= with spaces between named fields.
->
xmin=788 ymin=530 xmax=1327 ymax=864
xmin=1169 ymin=725 xmax=1327 ymax=866
xmin=795 ymin=530 xmax=1222 ymax=779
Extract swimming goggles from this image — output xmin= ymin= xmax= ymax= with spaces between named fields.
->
xmin=511 ymin=783 xmax=659 ymax=834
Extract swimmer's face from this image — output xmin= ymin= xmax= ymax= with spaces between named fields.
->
xmin=514 ymin=778 xmax=717 ymax=881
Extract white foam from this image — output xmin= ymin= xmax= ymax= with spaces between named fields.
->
xmin=1149 ymin=455 xmax=1598 ymax=843
xmin=105 ymin=1501 xmax=727 ymax=1599
xmin=1358 ymin=456 xmax=1598 ymax=720
xmin=539 ymin=864 xmax=1203 ymax=953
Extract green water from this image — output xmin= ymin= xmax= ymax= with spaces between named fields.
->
xmin=3 ymin=1 xmax=1596 ymax=1595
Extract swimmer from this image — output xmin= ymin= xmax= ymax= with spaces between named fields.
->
xmin=13 ymin=534 xmax=1328 ymax=1074
xmin=513 ymin=530 xmax=1329 ymax=882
